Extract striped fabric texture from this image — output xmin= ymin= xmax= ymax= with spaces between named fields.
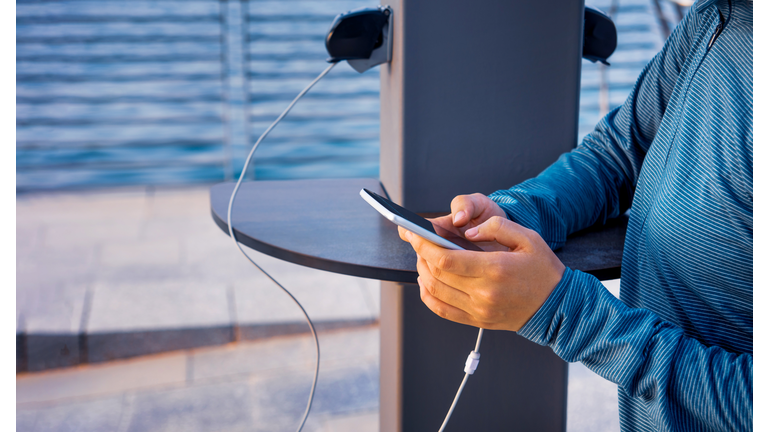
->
xmin=488 ymin=0 xmax=752 ymax=430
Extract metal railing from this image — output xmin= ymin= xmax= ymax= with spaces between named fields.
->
xmin=16 ymin=0 xmax=380 ymax=192
xmin=16 ymin=0 xmax=687 ymax=192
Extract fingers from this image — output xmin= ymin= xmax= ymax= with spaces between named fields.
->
xmin=400 ymin=216 xmax=462 ymax=243
xmin=418 ymin=280 xmax=478 ymax=327
xmin=451 ymin=193 xmax=507 ymax=229
xmin=416 ymin=257 xmax=472 ymax=306
xmin=406 ymin=230 xmax=479 ymax=277
xmin=416 ymin=259 xmax=479 ymax=327
xmin=398 ymin=225 xmax=409 ymax=242
xmin=465 ymin=216 xmax=531 ymax=250
xmin=450 ymin=193 xmax=485 ymax=226
xmin=429 ymin=215 xmax=464 ymax=237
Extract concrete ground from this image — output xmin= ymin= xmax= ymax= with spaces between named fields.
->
xmin=17 ymin=307 xmax=621 ymax=432
xmin=17 ymin=327 xmax=380 ymax=432
xmin=16 ymin=186 xmax=381 ymax=372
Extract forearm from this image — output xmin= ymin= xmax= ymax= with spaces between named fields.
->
xmin=519 ymin=268 xmax=753 ymax=431
xmin=488 ymin=8 xmax=698 ymax=248
xmin=489 ymin=128 xmax=639 ymax=249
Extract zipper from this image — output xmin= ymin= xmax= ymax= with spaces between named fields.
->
xmin=636 ymin=5 xmax=728 ymax=236
xmin=707 ymin=10 xmax=725 ymax=51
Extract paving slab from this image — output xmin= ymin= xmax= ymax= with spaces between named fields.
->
xmin=19 ymin=282 xmax=88 ymax=334
xmin=192 ymin=324 xmax=378 ymax=382
xmin=98 ymin=237 xmax=182 ymax=268
xmin=319 ymin=411 xmax=378 ymax=432
xmin=88 ymin=279 xmax=231 ymax=333
xmin=16 ymin=395 xmax=127 ymax=432
xmin=17 ymin=352 xmax=187 ymax=405
xmin=17 ymin=185 xmax=381 ymax=371
xmin=17 ymin=327 xmax=381 ymax=432
xmin=16 ymin=244 xmax=97 ymax=291
xmin=124 ymin=381 xmax=258 ymax=432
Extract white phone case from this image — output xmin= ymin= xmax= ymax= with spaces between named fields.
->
xmin=360 ymin=189 xmax=465 ymax=250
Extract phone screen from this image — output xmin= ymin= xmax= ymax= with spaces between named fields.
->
xmin=363 ymin=189 xmax=484 ymax=252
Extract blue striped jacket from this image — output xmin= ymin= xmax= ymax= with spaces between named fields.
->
xmin=488 ymin=0 xmax=752 ymax=430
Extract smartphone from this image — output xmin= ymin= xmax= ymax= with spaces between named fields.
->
xmin=360 ymin=188 xmax=484 ymax=252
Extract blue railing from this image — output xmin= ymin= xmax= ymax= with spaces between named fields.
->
xmin=16 ymin=0 xmax=686 ymax=192
xmin=16 ymin=0 xmax=380 ymax=192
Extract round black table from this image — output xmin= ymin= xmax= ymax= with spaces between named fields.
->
xmin=210 ymin=178 xmax=627 ymax=282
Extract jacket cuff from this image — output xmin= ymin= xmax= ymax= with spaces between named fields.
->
xmin=516 ymin=267 xmax=574 ymax=344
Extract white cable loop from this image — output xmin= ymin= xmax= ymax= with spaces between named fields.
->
xmin=226 ymin=62 xmax=337 ymax=432
xmin=438 ymin=328 xmax=484 ymax=432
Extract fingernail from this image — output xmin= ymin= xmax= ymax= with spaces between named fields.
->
xmin=454 ymin=211 xmax=466 ymax=224
xmin=465 ymin=227 xmax=478 ymax=238
xmin=405 ymin=231 xmax=412 ymax=240
xmin=416 ymin=276 xmax=422 ymax=287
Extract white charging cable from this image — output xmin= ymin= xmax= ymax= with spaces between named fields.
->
xmin=226 ymin=61 xmax=337 ymax=432
xmin=227 ymin=60 xmax=482 ymax=432
xmin=438 ymin=327 xmax=484 ymax=432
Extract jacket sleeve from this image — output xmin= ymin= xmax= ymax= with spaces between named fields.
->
xmin=519 ymin=268 xmax=752 ymax=431
xmin=492 ymin=6 xmax=752 ymax=431
xmin=488 ymin=7 xmax=697 ymax=250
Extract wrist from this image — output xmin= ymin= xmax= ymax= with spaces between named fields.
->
xmin=516 ymin=267 xmax=573 ymax=338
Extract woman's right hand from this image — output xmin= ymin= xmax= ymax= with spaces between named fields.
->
xmin=400 ymin=193 xmax=509 ymax=252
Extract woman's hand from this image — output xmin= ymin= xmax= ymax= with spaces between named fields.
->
xmin=402 ymin=216 xmax=565 ymax=332
xmin=399 ymin=193 xmax=509 ymax=252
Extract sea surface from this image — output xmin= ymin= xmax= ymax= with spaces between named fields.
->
xmin=16 ymin=0 xmax=682 ymax=192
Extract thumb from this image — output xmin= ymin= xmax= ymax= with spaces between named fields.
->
xmin=464 ymin=216 xmax=529 ymax=249
xmin=450 ymin=193 xmax=484 ymax=227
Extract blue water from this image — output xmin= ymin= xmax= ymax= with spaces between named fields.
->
xmin=16 ymin=0 xmax=682 ymax=192
xmin=16 ymin=0 xmax=380 ymax=191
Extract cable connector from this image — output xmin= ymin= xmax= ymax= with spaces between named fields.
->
xmin=464 ymin=351 xmax=481 ymax=375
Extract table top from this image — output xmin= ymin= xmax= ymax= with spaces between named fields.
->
xmin=210 ymin=178 xmax=627 ymax=283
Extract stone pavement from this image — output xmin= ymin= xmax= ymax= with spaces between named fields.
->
xmin=17 ymin=327 xmax=380 ymax=432
xmin=17 ymin=316 xmax=622 ymax=432
xmin=17 ymin=185 xmax=381 ymax=372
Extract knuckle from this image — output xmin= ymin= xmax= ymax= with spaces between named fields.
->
xmin=430 ymin=263 xmax=442 ymax=279
xmin=419 ymin=285 xmax=430 ymax=301
xmin=432 ymin=304 xmax=449 ymax=319
xmin=475 ymin=303 xmax=496 ymax=322
xmin=488 ymin=216 xmax=504 ymax=230
xmin=470 ymin=192 xmax=487 ymax=203
xmin=423 ymin=277 xmax=438 ymax=296
xmin=437 ymin=253 xmax=452 ymax=272
xmin=477 ymin=287 xmax=498 ymax=305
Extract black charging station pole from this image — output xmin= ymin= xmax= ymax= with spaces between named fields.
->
xmin=379 ymin=0 xmax=585 ymax=430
